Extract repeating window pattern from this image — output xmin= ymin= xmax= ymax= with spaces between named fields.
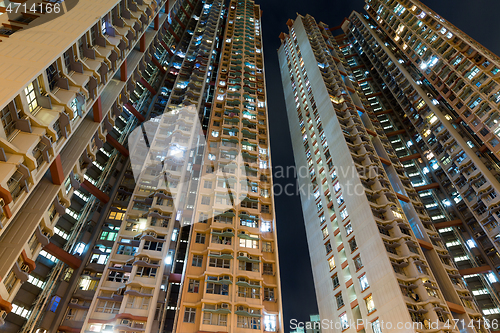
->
xmin=282 ymin=21 xmax=390 ymax=328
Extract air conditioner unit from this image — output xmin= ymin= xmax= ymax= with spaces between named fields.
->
xmin=223 ymin=276 xmax=230 ymax=280
xmin=239 ymin=252 xmax=247 ymax=257
xmin=83 ymin=270 xmax=91 ymax=275
xmin=140 ymin=257 xmax=150 ymax=263
xmin=220 ymin=303 xmax=229 ymax=309
xmin=121 ymin=319 xmax=131 ymax=326
xmin=21 ymin=264 xmax=30 ymax=273
xmin=70 ymin=298 xmax=78 ymax=304
xmin=237 ymin=305 xmax=245 ymax=311
xmin=147 ymin=232 xmax=157 ymax=237
xmin=0 ymin=310 xmax=6 ymax=320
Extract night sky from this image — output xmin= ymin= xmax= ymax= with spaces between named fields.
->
xmin=257 ymin=0 xmax=500 ymax=330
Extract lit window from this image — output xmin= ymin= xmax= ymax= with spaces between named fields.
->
xmin=264 ymin=315 xmax=277 ymax=332
xmin=49 ymin=295 xmax=61 ymax=312
xmin=74 ymin=242 xmax=85 ymax=255
xmin=365 ymin=295 xmax=375 ymax=313
xmin=345 ymin=222 xmax=353 ymax=236
xmin=39 ymin=250 xmax=58 ymax=263
xmin=172 ymin=228 xmax=179 ymax=241
xmin=340 ymin=313 xmax=349 ymax=330
xmin=165 ymin=250 xmax=174 ymax=265
xmin=11 ymin=303 xmax=31 ymax=319
xmin=25 ymin=82 xmax=39 ymax=113
xmin=27 ymin=275 xmax=45 ymax=289
xmin=466 ymin=239 xmax=476 ymax=249
xmin=392 ymin=210 xmax=404 ymax=219
xmin=467 ymin=66 xmax=480 ymax=80
xmin=54 ymin=227 xmax=69 ymax=240
xmin=487 ymin=272 xmax=498 ymax=283
xmin=261 ymin=221 xmax=272 ymax=232
xmin=472 ymin=288 xmax=487 ymax=296
xmin=359 ymin=275 xmax=369 ymax=291
xmin=483 ymin=308 xmax=500 ymax=315
xmin=88 ymin=324 xmax=103 ymax=332
xmin=340 ymin=209 xmax=349 ymax=220
xmin=372 ymin=319 xmax=382 ymax=333
xmin=328 ymin=257 xmax=335 ymax=270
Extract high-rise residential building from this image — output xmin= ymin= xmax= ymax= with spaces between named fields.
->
xmin=175 ymin=0 xmax=282 ymax=331
xmin=279 ymin=0 xmax=500 ymax=331
xmin=0 ymin=0 xmax=184 ymax=331
xmin=81 ymin=0 xmax=227 ymax=331
xmin=0 ymin=0 xmax=282 ymax=332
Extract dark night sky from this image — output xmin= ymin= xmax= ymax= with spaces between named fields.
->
xmin=257 ymin=0 xmax=500 ymax=330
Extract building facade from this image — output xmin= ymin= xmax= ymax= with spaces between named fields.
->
xmin=278 ymin=0 xmax=500 ymax=331
xmin=175 ymin=0 xmax=282 ymax=331
xmin=0 ymin=0 xmax=282 ymax=332
xmin=0 ymin=0 xmax=185 ymax=331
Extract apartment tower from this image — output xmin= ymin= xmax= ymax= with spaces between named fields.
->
xmin=0 ymin=0 xmax=187 ymax=331
xmin=176 ymin=0 xmax=283 ymax=331
xmin=0 ymin=0 xmax=282 ymax=332
xmin=279 ymin=0 xmax=500 ymax=331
